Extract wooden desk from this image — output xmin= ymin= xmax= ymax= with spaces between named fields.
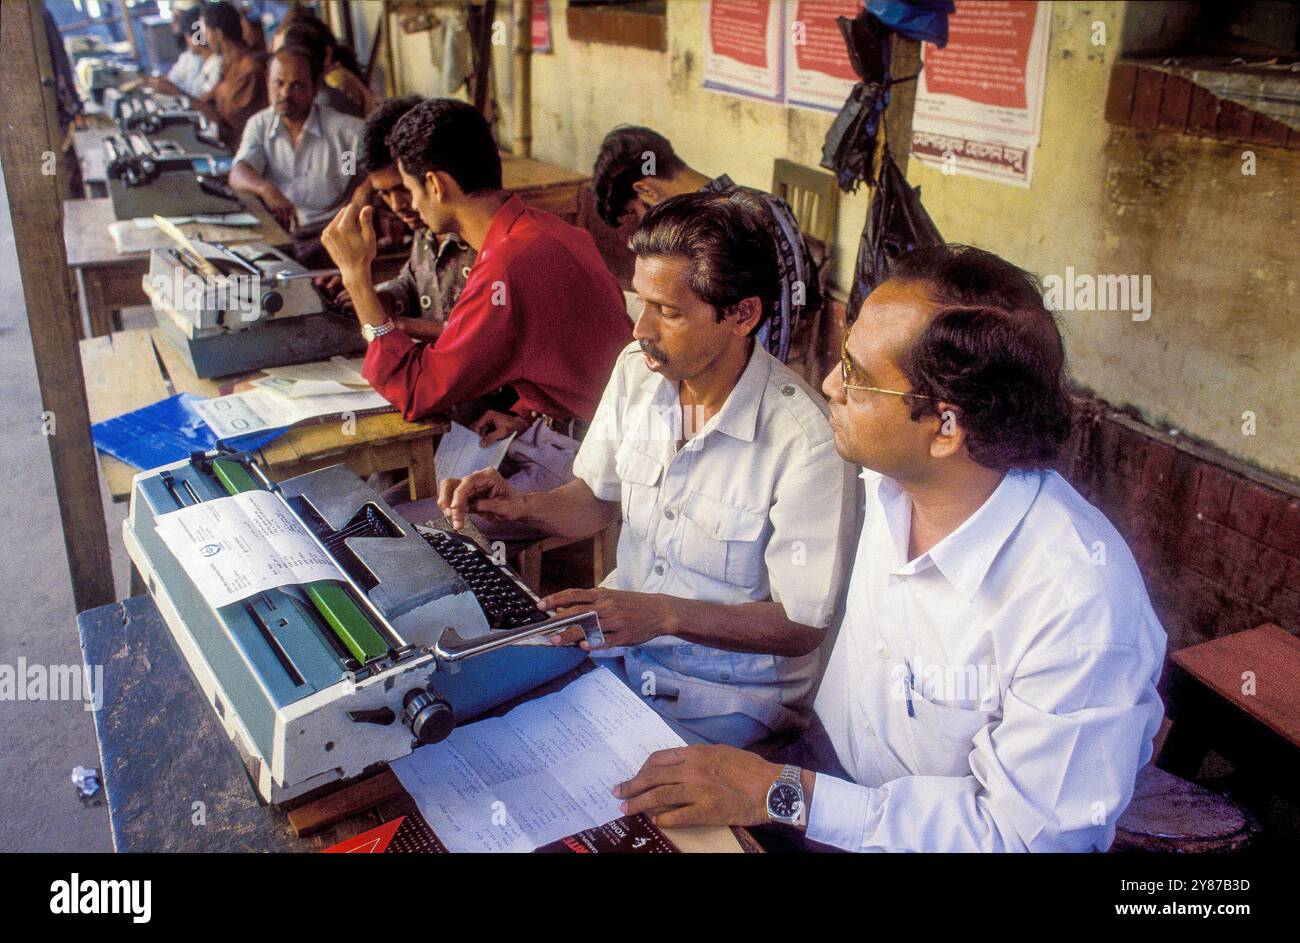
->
xmin=63 ymin=197 xmax=291 ymax=338
xmin=78 ymin=595 xmax=751 ymax=853
xmin=502 ymin=152 xmax=589 ymax=223
xmin=81 ymin=327 xmax=444 ymax=502
xmin=1159 ymin=624 xmax=1300 ymax=771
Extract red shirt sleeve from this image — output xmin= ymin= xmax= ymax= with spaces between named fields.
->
xmin=362 ymin=271 xmax=515 ymax=421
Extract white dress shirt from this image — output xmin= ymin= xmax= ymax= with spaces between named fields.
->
xmin=233 ymin=103 xmax=364 ymax=227
xmin=808 ymin=468 xmax=1166 ymax=852
xmin=572 ymin=341 xmax=859 ymax=733
xmin=166 ymin=50 xmax=202 ymax=97
xmin=196 ymin=53 xmax=223 ymax=97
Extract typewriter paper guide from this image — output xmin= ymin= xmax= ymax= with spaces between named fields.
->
xmin=154 ymin=490 xmax=342 ymax=609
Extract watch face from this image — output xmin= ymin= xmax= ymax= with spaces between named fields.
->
xmin=768 ymin=783 xmax=802 ymax=818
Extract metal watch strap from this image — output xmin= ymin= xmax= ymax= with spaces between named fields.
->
xmin=779 ymin=764 xmax=801 ymax=786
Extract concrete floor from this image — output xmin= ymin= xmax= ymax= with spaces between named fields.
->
xmin=0 ymin=163 xmax=126 ymax=851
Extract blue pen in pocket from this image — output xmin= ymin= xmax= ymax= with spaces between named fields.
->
xmin=904 ymin=659 xmax=915 ymax=718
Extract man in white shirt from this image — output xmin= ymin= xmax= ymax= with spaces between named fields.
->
xmin=613 ymin=244 xmax=1166 ymax=852
xmin=439 ymin=191 xmax=858 ymax=747
xmin=229 ymin=44 xmax=363 ymax=237
xmin=154 ymin=6 xmax=223 ymax=99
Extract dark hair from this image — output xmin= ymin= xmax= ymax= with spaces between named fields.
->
xmin=202 ymin=1 xmax=242 ymax=44
xmin=628 ymin=190 xmax=777 ymax=331
xmin=387 ymin=99 xmax=501 ymax=195
xmin=176 ymin=5 xmax=203 ymax=41
xmin=886 ymin=244 xmax=1073 ymax=472
xmin=360 ymin=95 xmax=422 ymax=174
xmin=277 ymin=14 xmax=364 ymax=77
xmin=270 ymin=43 xmax=322 ymax=88
xmin=592 ymin=125 xmax=687 ymax=227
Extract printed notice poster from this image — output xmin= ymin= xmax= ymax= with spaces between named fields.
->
xmin=703 ymin=0 xmax=785 ymax=103
xmin=532 ymin=0 xmax=551 ymax=53
xmin=785 ymin=0 xmax=860 ymax=112
xmin=910 ymin=0 xmax=1051 ymax=186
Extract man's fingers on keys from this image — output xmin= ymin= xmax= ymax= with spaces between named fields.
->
xmin=538 ymin=588 xmax=599 ymax=611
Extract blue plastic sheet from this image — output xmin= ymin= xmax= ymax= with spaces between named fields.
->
xmin=91 ymin=393 xmax=284 ymax=471
xmin=866 ymin=0 xmax=953 ymax=47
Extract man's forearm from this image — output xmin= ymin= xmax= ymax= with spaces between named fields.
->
xmin=340 ymin=269 xmax=390 ymax=328
xmin=518 ymin=479 xmax=618 ymax=540
xmin=664 ymin=599 xmax=823 ymax=658
xmin=229 ymin=161 xmax=274 ymax=202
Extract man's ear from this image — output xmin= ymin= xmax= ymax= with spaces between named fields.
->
xmin=631 ymin=178 xmax=659 ymax=205
xmin=929 ymin=402 xmax=965 ymax=460
xmin=423 ymin=170 xmax=444 ymax=202
xmin=727 ymin=297 xmax=763 ymax=338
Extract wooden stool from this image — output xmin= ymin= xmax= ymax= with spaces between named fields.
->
xmin=516 ymin=521 xmax=620 ymax=594
xmin=1112 ymin=765 xmax=1258 ymax=852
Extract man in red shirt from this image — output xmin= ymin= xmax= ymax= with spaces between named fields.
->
xmin=321 ymin=99 xmax=631 ymax=534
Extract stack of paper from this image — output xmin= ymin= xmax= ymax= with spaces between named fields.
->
xmin=391 ymin=668 xmax=687 ymax=853
xmin=192 ymin=364 xmax=391 ymax=439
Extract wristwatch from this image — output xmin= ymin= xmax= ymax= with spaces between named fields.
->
xmin=361 ymin=319 xmax=396 ymax=342
xmin=765 ymin=764 xmax=806 ymax=828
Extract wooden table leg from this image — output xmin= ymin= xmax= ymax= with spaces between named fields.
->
xmin=79 ymin=267 xmax=115 ymax=337
xmin=407 ymin=435 xmax=438 ymax=501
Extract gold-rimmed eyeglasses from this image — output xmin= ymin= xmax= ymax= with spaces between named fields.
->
xmin=840 ymin=328 xmax=937 ymax=401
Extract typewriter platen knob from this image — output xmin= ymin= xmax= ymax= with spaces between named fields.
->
xmin=403 ymin=687 xmax=455 ymax=745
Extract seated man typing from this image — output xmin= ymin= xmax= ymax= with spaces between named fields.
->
xmin=321 ymin=99 xmax=631 ymax=532
xmin=440 ymin=192 xmax=858 ymax=748
xmin=230 ymin=42 xmax=363 ymax=260
xmin=611 ymin=245 xmax=1166 ymax=852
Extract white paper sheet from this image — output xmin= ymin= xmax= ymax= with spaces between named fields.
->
xmin=260 ymin=356 xmax=368 ymax=396
xmin=434 ymin=421 xmax=515 ymax=487
xmin=193 ymin=382 xmax=390 ymax=437
xmin=154 ymin=491 xmax=342 ymax=609
xmin=391 ymin=667 xmax=686 ymax=853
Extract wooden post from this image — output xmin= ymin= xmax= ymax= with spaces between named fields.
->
xmin=883 ymin=35 xmax=922 ymax=175
xmin=382 ymin=0 xmax=398 ymax=97
xmin=0 ymin=0 xmax=116 ymax=612
xmin=118 ymin=0 xmax=139 ymax=60
xmin=513 ymin=0 xmax=533 ymax=158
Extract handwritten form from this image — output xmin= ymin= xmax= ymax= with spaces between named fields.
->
xmin=391 ymin=668 xmax=686 ymax=852
xmin=154 ymin=490 xmax=342 ymax=608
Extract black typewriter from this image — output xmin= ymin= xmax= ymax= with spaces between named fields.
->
xmin=418 ymin=528 xmax=551 ymax=631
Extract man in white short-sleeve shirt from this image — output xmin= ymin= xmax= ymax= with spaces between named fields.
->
xmin=613 ymin=244 xmax=1166 ymax=852
xmin=230 ymin=45 xmax=363 ymax=232
xmin=439 ymin=191 xmax=857 ymax=747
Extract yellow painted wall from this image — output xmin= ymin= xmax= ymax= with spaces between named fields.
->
xmin=397 ymin=0 xmax=1298 ymax=480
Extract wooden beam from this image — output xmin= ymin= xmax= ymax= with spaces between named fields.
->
xmin=0 ymin=0 xmax=116 ymax=612
xmin=118 ymin=0 xmax=139 ymax=60
xmin=883 ymin=35 xmax=922 ymax=175
xmin=513 ymin=0 xmax=532 ymax=157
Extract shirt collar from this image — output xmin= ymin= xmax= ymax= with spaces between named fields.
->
xmin=270 ymin=103 xmax=323 ymax=141
xmin=637 ymin=342 xmax=769 ymax=444
xmin=872 ymin=468 xmax=1043 ymax=600
xmin=478 ymin=195 xmax=527 ymax=258
xmin=702 ymin=173 xmax=736 ymax=193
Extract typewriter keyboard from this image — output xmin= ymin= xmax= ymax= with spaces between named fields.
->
xmin=420 ymin=529 xmax=550 ymax=631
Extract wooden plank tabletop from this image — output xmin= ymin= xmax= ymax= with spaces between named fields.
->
xmin=63 ymin=196 xmax=291 ymax=268
xmin=81 ymin=326 xmax=444 ymax=500
xmin=1172 ymin=624 xmax=1300 ymax=749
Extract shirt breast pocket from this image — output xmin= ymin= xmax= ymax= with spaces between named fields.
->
xmin=614 ymin=446 xmax=662 ymax=539
xmin=679 ymin=493 xmax=769 ymax=588
xmin=904 ymin=691 xmax=997 ymax=777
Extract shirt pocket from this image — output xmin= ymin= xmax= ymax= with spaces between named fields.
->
xmin=903 ymin=690 xmax=997 ymax=778
xmin=679 ymin=492 xmax=769 ymax=587
xmin=614 ymin=445 xmax=663 ymax=539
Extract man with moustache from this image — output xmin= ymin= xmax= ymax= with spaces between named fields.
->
xmin=438 ymin=191 xmax=858 ymax=747
xmin=229 ymin=41 xmax=363 ymax=264
xmin=609 ymin=244 xmax=1167 ymax=852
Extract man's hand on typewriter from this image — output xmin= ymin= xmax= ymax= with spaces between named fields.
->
xmin=438 ymin=468 xmax=527 ymax=530
xmin=322 ymin=203 xmax=378 ymax=284
xmin=538 ymin=588 xmax=678 ymax=651
xmin=471 ymin=409 xmax=531 ymax=447
xmin=261 ymin=186 xmax=298 ymax=232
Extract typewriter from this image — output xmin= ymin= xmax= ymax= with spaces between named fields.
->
xmin=104 ymin=130 xmax=239 ymax=220
xmin=112 ymin=90 xmax=226 ymax=157
xmin=124 ymin=449 xmax=600 ymax=805
xmin=147 ymin=238 xmax=364 ymax=377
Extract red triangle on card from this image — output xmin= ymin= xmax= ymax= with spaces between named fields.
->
xmin=322 ymin=816 xmax=405 ymax=853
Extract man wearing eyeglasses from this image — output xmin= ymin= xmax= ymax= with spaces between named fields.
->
xmin=611 ymin=244 xmax=1166 ymax=851
xmin=440 ymin=191 xmax=858 ymax=748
